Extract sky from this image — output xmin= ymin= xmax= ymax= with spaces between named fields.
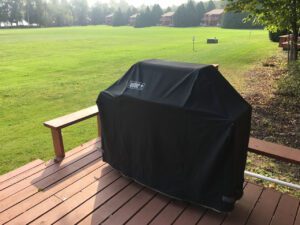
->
xmin=87 ymin=0 xmax=209 ymax=8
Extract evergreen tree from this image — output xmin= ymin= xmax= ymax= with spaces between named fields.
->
xmin=9 ymin=0 xmax=24 ymax=25
xmin=90 ymin=3 xmax=104 ymax=25
xmin=174 ymin=1 xmax=200 ymax=27
xmin=186 ymin=0 xmax=198 ymax=26
xmin=0 ymin=0 xmax=9 ymax=22
xmin=174 ymin=4 xmax=187 ymax=27
xmin=196 ymin=1 xmax=205 ymax=24
xmin=151 ymin=4 xmax=163 ymax=25
xmin=112 ymin=8 xmax=126 ymax=26
xmin=71 ymin=0 xmax=88 ymax=26
xmin=135 ymin=7 xmax=152 ymax=28
xmin=206 ymin=0 xmax=216 ymax=12
xmin=165 ymin=7 xmax=172 ymax=13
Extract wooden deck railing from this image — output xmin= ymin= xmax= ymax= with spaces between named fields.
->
xmin=44 ymin=105 xmax=300 ymax=164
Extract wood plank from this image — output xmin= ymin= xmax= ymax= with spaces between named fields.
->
xmin=0 ymin=138 xmax=100 ymax=192
xmin=69 ymin=183 xmax=143 ymax=225
xmin=126 ymin=194 xmax=170 ymax=225
xmin=0 ymin=159 xmax=44 ymax=184
xmin=6 ymin=164 xmax=114 ymax=225
xmin=30 ymin=173 xmax=126 ymax=224
xmin=173 ymin=205 xmax=205 ymax=225
xmin=222 ymin=183 xmax=263 ymax=225
xmin=50 ymin=127 xmax=65 ymax=161
xmin=246 ymin=188 xmax=281 ymax=225
xmin=149 ymin=200 xmax=187 ymax=225
xmin=7 ymin=195 xmax=63 ymax=225
xmin=44 ymin=105 xmax=98 ymax=129
xmin=0 ymin=159 xmax=109 ymax=224
xmin=197 ymin=183 xmax=248 ymax=225
xmin=0 ymin=142 xmax=100 ymax=202
xmin=294 ymin=204 xmax=300 ymax=225
xmin=248 ymin=137 xmax=300 ymax=164
xmin=0 ymin=148 xmax=100 ymax=213
xmin=197 ymin=210 xmax=225 ymax=225
xmin=102 ymin=188 xmax=156 ymax=225
xmin=270 ymin=194 xmax=299 ymax=225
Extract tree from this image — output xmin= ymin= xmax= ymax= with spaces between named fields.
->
xmin=165 ymin=7 xmax=172 ymax=13
xmin=112 ymin=8 xmax=126 ymax=26
xmin=225 ymin=0 xmax=300 ymax=61
xmin=90 ymin=3 xmax=104 ymax=25
xmin=151 ymin=4 xmax=163 ymax=25
xmin=135 ymin=5 xmax=163 ymax=28
xmin=9 ymin=0 xmax=24 ymax=25
xmin=174 ymin=1 xmax=199 ymax=27
xmin=196 ymin=1 xmax=206 ymax=25
xmin=206 ymin=0 xmax=216 ymax=12
xmin=0 ymin=0 xmax=9 ymax=22
xmin=221 ymin=12 xmax=263 ymax=29
xmin=174 ymin=4 xmax=187 ymax=27
xmin=186 ymin=0 xmax=198 ymax=26
xmin=24 ymin=0 xmax=49 ymax=25
xmin=71 ymin=0 xmax=88 ymax=26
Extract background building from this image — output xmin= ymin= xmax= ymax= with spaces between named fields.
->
xmin=202 ymin=9 xmax=224 ymax=26
xmin=160 ymin=12 xmax=175 ymax=26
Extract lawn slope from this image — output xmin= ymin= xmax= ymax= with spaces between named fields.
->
xmin=0 ymin=26 xmax=277 ymax=174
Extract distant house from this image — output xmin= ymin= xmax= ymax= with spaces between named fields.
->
xmin=202 ymin=9 xmax=224 ymax=26
xmin=0 ymin=21 xmax=11 ymax=28
xmin=160 ymin=12 xmax=175 ymax=26
xmin=105 ymin=14 xmax=114 ymax=25
xmin=129 ymin=14 xmax=139 ymax=26
xmin=0 ymin=20 xmax=37 ymax=28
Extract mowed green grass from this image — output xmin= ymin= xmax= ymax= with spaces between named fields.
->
xmin=0 ymin=26 xmax=277 ymax=174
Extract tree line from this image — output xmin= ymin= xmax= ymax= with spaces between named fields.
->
xmin=0 ymin=0 xmax=262 ymax=30
xmin=0 ymin=0 xmax=131 ymax=27
xmin=173 ymin=0 xmax=215 ymax=27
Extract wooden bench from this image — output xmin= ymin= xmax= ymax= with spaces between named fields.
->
xmin=44 ymin=105 xmax=300 ymax=165
xmin=43 ymin=105 xmax=101 ymax=162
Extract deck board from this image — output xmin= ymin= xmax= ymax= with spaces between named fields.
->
xmin=246 ymin=188 xmax=281 ymax=225
xmin=270 ymin=194 xmax=299 ymax=225
xmin=76 ymin=183 xmax=144 ymax=225
xmin=222 ymin=183 xmax=263 ymax=225
xmin=102 ymin=188 xmax=156 ymax=225
xmin=0 ymin=139 xmax=299 ymax=225
xmin=0 ymin=145 xmax=101 ymax=213
xmin=0 ymin=138 xmax=101 ymax=202
xmin=0 ymin=159 xmax=44 ymax=184
xmin=125 ymin=194 xmax=170 ymax=225
xmin=149 ymin=200 xmax=187 ymax=225
xmin=0 ymin=159 xmax=106 ymax=224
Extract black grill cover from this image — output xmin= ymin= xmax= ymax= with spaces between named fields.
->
xmin=96 ymin=60 xmax=252 ymax=212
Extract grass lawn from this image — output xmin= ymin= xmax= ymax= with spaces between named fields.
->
xmin=0 ymin=26 xmax=277 ymax=175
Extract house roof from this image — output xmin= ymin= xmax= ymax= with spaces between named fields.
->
xmin=130 ymin=14 xmax=139 ymax=19
xmin=205 ymin=9 xmax=224 ymax=16
xmin=106 ymin=14 xmax=114 ymax=18
xmin=161 ymin=12 xmax=175 ymax=17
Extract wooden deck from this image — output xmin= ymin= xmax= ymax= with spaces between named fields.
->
xmin=0 ymin=138 xmax=299 ymax=225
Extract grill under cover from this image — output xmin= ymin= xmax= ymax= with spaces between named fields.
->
xmin=96 ymin=59 xmax=252 ymax=212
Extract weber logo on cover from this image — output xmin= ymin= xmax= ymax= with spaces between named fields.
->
xmin=127 ymin=81 xmax=146 ymax=91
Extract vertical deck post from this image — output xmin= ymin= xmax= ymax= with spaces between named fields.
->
xmin=50 ymin=128 xmax=65 ymax=162
xmin=97 ymin=113 xmax=101 ymax=137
